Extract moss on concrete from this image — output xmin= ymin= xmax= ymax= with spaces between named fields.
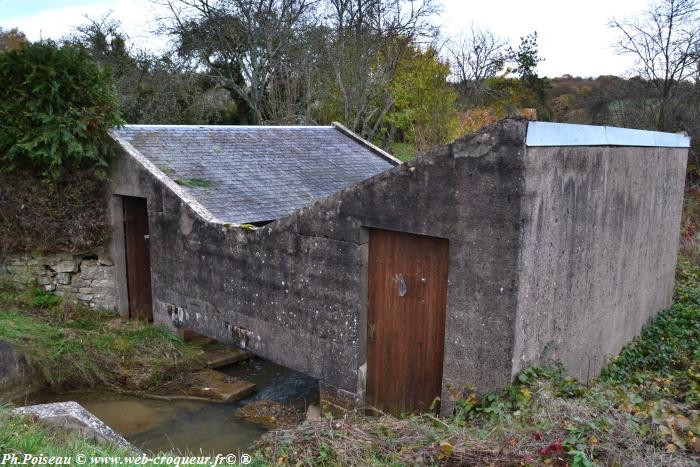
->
xmin=174 ymin=178 xmax=216 ymax=189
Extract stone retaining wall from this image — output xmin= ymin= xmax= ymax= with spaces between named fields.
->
xmin=0 ymin=250 xmax=117 ymax=310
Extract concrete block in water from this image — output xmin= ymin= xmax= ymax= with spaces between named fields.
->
xmin=0 ymin=340 xmax=41 ymax=403
xmin=205 ymin=345 xmax=253 ymax=369
xmin=187 ymin=369 xmax=256 ymax=403
xmin=12 ymin=401 xmax=138 ymax=452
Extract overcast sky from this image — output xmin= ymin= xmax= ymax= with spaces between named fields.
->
xmin=1 ymin=0 xmax=647 ymax=78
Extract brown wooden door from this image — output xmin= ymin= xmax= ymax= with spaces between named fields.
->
xmin=123 ymin=197 xmax=153 ymax=321
xmin=367 ymin=229 xmax=449 ymax=415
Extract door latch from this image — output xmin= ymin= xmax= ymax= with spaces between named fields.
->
xmin=397 ymin=273 xmax=407 ymax=297
xmin=369 ymin=323 xmax=376 ymax=343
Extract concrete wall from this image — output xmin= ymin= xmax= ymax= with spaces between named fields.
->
xmin=285 ymin=119 xmax=528 ymax=410
xmin=109 ymin=120 xmax=529 ymax=413
xmin=511 ymin=145 xmax=687 ymax=381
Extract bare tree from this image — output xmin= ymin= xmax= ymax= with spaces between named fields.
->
xmin=158 ymin=0 xmax=316 ymax=124
xmin=154 ymin=0 xmax=438 ymax=133
xmin=68 ymin=15 xmax=235 ymax=124
xmin=447 ymin=25 xmax=506 ymax=106
xmin=610 ymin=0 xmax=700 ymax=130
xmin=320 ymin=0 xmax=439 ymax=139
xmin=263 ymin=25 xmax=327 ymax=123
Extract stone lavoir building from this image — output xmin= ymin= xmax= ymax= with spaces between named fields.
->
xmin=107 ymin=119 xmax=688 ymax=415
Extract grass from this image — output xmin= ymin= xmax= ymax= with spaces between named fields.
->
xmin=0 ymin=405 xmax=229 ymax=467
xmin=387 ymin=142 xmax=417 ymax=162
xmin=257 ymin=262 xmax=700 ymax=464
xmin=3 ymin=193 xmax=700 ymax=465
xmin=0 ymin=283 xmax=204 ymax=392
xmin=4 ymin=270 xmax=696 ymax=467
xmin=0 ymin=285 xmax=210 ymax=463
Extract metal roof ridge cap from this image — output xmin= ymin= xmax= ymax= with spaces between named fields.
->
xmin=118 ymin=124 xmax=335 ymax=129
xmin=525 ymin=121 xmax=690 ymax=148
xmin=602 ymin=124 xmax=691 ymax=147
xmin=331 ymin=122 xmax=402 ymax=165
xmin=109 ymin=130 xmax=229 ymax=226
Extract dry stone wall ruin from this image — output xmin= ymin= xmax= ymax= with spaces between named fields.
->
xmin=0 ymin=249 xmax=117 ymax=310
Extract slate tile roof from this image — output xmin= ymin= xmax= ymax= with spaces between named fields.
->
xmin=114 ymin=125 xmax=397 ymax=224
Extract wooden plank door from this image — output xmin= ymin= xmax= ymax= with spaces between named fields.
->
xmin=367 ymin=229 xmax=449 ymax=414
xmin=123 ymin=197 xmax=153 ymax=321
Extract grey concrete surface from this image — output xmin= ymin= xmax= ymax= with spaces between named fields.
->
xmin=511 ymin=145 xmax=687 ymax=381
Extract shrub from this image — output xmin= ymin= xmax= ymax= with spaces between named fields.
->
xmin=0 ymin=41 xmax=122 ymax=179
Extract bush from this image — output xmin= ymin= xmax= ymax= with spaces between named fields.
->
xmin=0 ymin=41 xmax=122 ymax=179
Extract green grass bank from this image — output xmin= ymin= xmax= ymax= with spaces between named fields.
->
xmin=0 ymin=282 xmax=204 ymax=392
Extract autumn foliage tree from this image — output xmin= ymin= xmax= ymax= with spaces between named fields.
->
xmin=0 ymin=28 xmax=27 ymax=52
xmin=386 ymin=46 xmax=458 ymax=151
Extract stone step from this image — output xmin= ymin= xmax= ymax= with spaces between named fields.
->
xmin=205 ymin=346 xmax=253 ymax=369
xmin=186 ymin=369 xmax=255 ymax=403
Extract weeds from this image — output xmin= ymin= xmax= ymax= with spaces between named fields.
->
xmin=0 ymin=170 xmax=109 ymax=254
xmin=679 ymin=187 xmax=700 ymax=263
xmin=0 ymin=282 xmax=204 ymax=392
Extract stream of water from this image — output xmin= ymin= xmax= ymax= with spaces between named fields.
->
xmin=35 ymin=358 xmax=319 ymax=455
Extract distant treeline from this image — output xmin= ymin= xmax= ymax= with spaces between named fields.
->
xmin=1 ymin=0 xmax=699 ymax=171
